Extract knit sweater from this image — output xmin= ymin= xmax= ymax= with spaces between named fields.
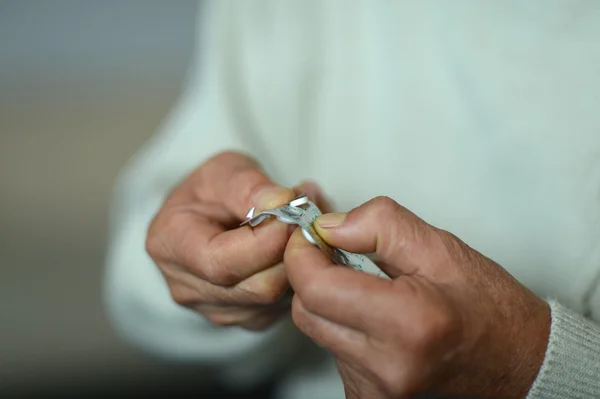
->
xmin=105 ymin=1 xmax=600 ymax=397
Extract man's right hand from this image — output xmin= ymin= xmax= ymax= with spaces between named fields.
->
xmin=146 ymin=151 xmax=330 ymax=331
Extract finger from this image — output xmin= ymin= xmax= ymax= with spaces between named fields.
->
xmin=202 ymin=152 xmax=296 ymax=219
xmin=206 ymin=218 xmax=294 ymax=284
xmin=284 ymin=229 xmax=396 ymax=332
xmin=149 ymin=206 xmax=294 ymax=286
xmin=198 ymin=304 xmax=290 ymax=331
xmin=313 ymin=196 xmax=437 ymax=278
xmin=291 ymin=295 xmax=369 ymax=365
xmin=234 ymin=263 xmax=291 ymax=305
xmin=162 ymin=260 xmax=290 ymax=306
xmin=237 ymin=307 xmax=291 ymax=331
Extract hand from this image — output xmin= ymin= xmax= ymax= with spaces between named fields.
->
xmin=284 ymin=196 xmax=550 ymax=398
xmin=146 ymin=151 xmax=331 ymax=331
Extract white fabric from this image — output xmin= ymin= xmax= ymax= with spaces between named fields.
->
xmin=104 ymin=1 xmax=600 ymax=397
xmin=528 ymin=301 xmax=600 ymax=399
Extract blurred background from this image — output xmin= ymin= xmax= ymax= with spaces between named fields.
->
xmin=0 ymin=1 xmax=266 ymax=396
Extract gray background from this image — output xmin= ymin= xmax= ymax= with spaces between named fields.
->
xmin=0 ymin=0 xmax=204 ymax=393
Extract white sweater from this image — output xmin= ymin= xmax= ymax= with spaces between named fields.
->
xmin=105 ymin=1 xmax=600 ymax=397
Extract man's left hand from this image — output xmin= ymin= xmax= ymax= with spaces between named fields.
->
xmin=284 ymin=196 xmax=550 ymax=399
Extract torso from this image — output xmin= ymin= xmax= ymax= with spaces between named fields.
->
xmin=226 ymin=0 xmax=600 ymax=306
xmin=203 ymin=2 xmax=600 ymax=398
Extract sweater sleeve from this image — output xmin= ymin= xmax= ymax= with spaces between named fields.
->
xmin=103 ymin=1 xmax=304 ymax=388
xmin=526 ymin=300 xmax=600 ymax=398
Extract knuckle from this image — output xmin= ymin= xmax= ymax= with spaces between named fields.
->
xmin=205 ymin=312 xmax=240 ymax=327
xmin=247 ymin=287 xmax=285 ymax=306
xmin=411 ymin=309 xmax=455 ymax=353
xmin=234 ymin=167 xmax=270 ymax=203
xmin=168 ymin=284 xmax=198 ymax=307
xmin=438 ymin=229 xmax=475 ymax=264
xmin=239 ymin=315 xmax=279 ymax=331
xmin=234 ymin=166 xmax=264 ymax=186
xmin=237 ymin=265 xmax=290 ymax=305
xmin=212 ymin=150 xmax=245 ymax=162
xmin=370 ymin=196 xmax=401 ymax=216
xmin=145 ymin=211 xmax=188 ymax=262
xmin=145 ymin=216 xmax=167 ymax=259
xmin=366 ymin=356 xmax=416 ymax=398
xmin=197 ymin=241 xmax=238 ymax=287
xmin=366 ymin=196 xmax=428 ymax=258
xmin=259 ymin=232 xmax=290 ymax=263
xmin=145 ymin=231 xmax=162 ymax=260
xmin=378 ymin=370 xmax=409 ymax=398
xmin=199 ymin=261 xmax=235 ymax=287
xmin=203 ymin=151 xmax=253 ymax=172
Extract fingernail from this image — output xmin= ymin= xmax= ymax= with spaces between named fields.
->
xmin=253 ymin=186 xmax=292 ymax=211
xmin=316 ymin=212 xmax=347 ymax=229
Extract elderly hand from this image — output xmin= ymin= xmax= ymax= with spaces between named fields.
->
xmin=284 ymin=196 xmax=550 ymax=398
xmin=146 ymin=151 xmax=331 ymax=331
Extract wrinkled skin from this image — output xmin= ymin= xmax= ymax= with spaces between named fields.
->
xmin=146 ymin=151 xmax=332 ymax=330
xmin=285 ymin=197 xmax=550 ymax=399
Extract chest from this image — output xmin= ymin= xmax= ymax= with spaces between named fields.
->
xmin=241 ymin=0 xmax=600 ymax=310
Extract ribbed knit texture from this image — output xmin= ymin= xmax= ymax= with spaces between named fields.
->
xmin=527 ymin=301 xmax=600 ymax=398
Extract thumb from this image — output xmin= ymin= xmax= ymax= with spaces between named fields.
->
xmin=313 ymin=196 xmax=437 ymax=278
